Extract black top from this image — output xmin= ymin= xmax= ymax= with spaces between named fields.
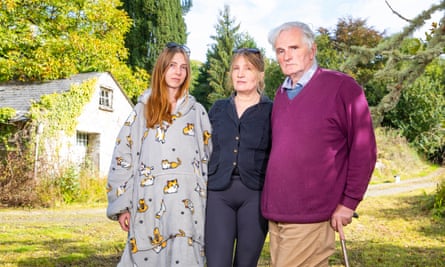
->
xmin=207 ymin=94 xmax=273 ymax=191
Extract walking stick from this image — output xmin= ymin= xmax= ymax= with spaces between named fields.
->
xmin=340 ymin=237 xmax=350 ymax=267
xmin=340 ymin=212 xmax=358 ymax=267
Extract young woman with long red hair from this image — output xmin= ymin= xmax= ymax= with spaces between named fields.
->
xmin=107 ymin=42 xmax=212 ymax=267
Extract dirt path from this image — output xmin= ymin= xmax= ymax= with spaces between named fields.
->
xmin=365 ymin=167 xmax=444 ymax=197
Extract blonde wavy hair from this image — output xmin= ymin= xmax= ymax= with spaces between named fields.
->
xmin=229 ymin=48 xmax=265 ymax=94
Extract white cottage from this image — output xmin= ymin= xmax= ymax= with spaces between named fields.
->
xmin=0 ymin=72 xmax=134 ymax=177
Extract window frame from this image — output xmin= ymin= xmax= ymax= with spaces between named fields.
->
xmin=99 ymin=86 xmax=113 ymax=111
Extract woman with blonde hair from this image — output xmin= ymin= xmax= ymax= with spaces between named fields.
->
xmin=205 ymin=48 xmax=272 ymax=267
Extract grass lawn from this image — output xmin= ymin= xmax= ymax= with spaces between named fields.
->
xmin=329 ymin=187 xmax=445 ymax=267
xmin=1 ymin=186 xmax=444 ymax=267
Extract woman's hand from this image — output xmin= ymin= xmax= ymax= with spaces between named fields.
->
xmin=118 ymin=211 xmax=130 ymax=232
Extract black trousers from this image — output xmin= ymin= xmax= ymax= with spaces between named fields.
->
xmin=205 ymin=176 xmax=268 ymax=267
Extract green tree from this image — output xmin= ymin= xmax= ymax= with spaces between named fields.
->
xmin=0 ymin=0 xmax=148 ymax=101
xmin=189 ymin=59 xmax=202 ymax=93
xmin=315 ymin=17 xmax=386 ymax=106
xmin=344 ymin=1 xmax=445 ymax=127
xmin=316 ymin=17 xmax=384 ymax=78
xmin=327 ymin=3 xmax=445 ymax=162
xmin=315 ymin=27 xmax=342 ymax=71
xmin=263 ymin=59 xmax=284 ymax=99
xmin=191 ymin=59 xmax=212 ymax=109
xmin=193 ymin=5 xmax=260 ymax=108
xmin=122 ymin=0 xmax=189 ymax=72
xmin=384 ymin=58 xmax=445 ymax=163
xmin=206 ymin=5 xmax=239 ymax=104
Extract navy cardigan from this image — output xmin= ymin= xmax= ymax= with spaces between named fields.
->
xmin=207 ymin=95 xmax=273 ymax=191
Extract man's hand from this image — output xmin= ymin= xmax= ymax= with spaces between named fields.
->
xmin=330 ymin=204 xmax=354 ymax=240
xmin=118 ymin=211 xmax=130 ymax=232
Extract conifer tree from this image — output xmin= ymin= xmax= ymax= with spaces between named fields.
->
xmin=193 ymin=5 xmax=259 ymax=108
xmin=122 ymin=0 xmax=189 ymax=72
xmin=344 ymin=1 xmax=445 ymax=126
xmin=322 ymin=1 xmax=445 ymax=162
xmin=206 ymin=5 xmax=238 ymax=104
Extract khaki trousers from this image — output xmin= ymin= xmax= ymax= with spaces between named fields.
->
xmin=268 ymin=220 xmax=335 ymax=267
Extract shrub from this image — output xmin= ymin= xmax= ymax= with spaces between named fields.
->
xmin=422 ymin=170 xmax=445 ymax=219
xmin=0 ymin=149 xmax=107 ymax=207
xmin=54 ymin=166 xmax=81 ymax=204
xmin=432 ymin=176 xmax=445 ymax=218
xmin=0 ymin=152 xmax=38 ymax=207
xmin=383 ymin=60 xmax=445 ymax=164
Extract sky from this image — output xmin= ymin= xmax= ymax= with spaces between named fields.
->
xmin=184 ymin=0 xmax=443 ymax=62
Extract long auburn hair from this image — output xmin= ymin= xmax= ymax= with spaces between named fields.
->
xmin=145 ymin=46 xmax=191 ymax=128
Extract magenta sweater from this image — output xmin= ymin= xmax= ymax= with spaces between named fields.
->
xmin=261 ymin=68 xmax=377 ymax=223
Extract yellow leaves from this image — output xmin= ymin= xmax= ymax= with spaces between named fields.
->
xmin=0 ymin=107 xmax=17 ymax=123
xmin=2 ymin=0 xmax=18 ymax=11
xmin=30 ymin=79 xmax=96 ymax=136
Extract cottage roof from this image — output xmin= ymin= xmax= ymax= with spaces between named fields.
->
xmin=0 ymin=72 xmax=110 ymax=121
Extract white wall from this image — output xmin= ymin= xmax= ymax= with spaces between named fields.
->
xmin=75 ymin=73 xmax=133 ymax=177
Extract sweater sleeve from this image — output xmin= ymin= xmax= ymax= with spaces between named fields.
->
xmin=338 ymin=78 xmax=377 ymax=210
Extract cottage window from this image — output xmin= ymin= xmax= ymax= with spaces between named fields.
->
xmin=76 ymin=132 xmax=88 ymax=147
xmin=99 ymin=87 xmax=113 ymax=111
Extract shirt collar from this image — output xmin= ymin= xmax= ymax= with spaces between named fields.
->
xmin=281 ymin=61 xmax=318 ymax=91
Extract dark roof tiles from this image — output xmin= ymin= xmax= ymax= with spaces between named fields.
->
xmin=0 ymin=72 xmax=103 ymax=120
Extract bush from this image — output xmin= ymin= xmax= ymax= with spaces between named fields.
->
xmin=0 ymin=152 xmax=38 ymax=207
xmin=0 ymin=149 xmax=107 ymax=207
xmin=39 ymin=164 xmax=107 ymax=206
xmin=383 ymin=60 xmax=445 ymax=164
xmin=422 ymin=170 xmax=445 ymax=219
xmin=77 ymin=164 xmax=107 ymax=204
xmin=54 ymin=166 xmax=81 ymax=204
xmin=432 ymin=176 xmax=445 ymax=218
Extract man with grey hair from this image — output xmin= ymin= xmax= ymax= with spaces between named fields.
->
xmin=261 ymin=21 xmax=377 ymax=266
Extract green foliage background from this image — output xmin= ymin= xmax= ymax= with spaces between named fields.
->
xmin=0 ymin=0 xmax=443 ymax=211
xmin=122 ymin=0 xmax=189 ymax=72
xmin=0 ymin=0 xmax=149 ymax=102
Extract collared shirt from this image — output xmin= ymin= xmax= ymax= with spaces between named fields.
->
xmin=281 ymin=61 xmax=318 ymax=99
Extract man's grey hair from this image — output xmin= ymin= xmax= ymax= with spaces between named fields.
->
xmin=268 ymin=21 xmax=316 ymax=50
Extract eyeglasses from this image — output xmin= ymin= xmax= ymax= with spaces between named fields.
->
xmin=166 ymin=42 xmax=191 ymax=56
xmin=233 ymin=48 xmax=261 ymax=54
